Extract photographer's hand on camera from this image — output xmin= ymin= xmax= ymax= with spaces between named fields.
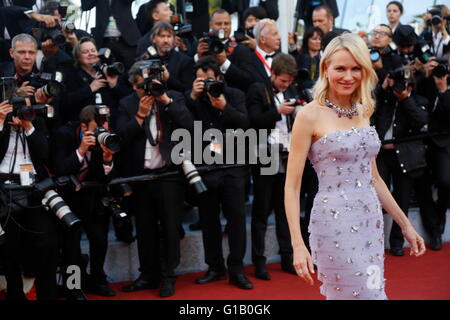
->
xmin=104 ymin=73 xmax=119 ymax=89
xmin=63 ymin=29 xmax=78 ymax=47
xmin=197 ymin=39 xmax=209 ymax=58
xmin=100 ymin=144 xmax=115 ymax=163
xmin=78 ymin=131 xmax=96 ymax=156
xmin=16 ymin=81 xmax=36 ymax=97
xmin=277 ymin=100 xmax=296 ymax=115
xmin=28 ymin=12 xmax=58 ymax=28
xmin=191 ymin=77 xmax=205 ymax=100
xmin=207 ymin=92 xmax=226 ymax=111
xmin=162 ymin=65 xmax=170 ymax=82
xmin=34 ymin=87 xmax=54 ymax=104
xmin=424 ymin=57 xmax=439 ymax=78
xmin=90 ymin=75 xmax=108 ymax=93
xmin=0 ymin=101 xmax=13 ymax=125
xmin=175 ymin=36 xmax=188 ymax=52
xmin=240 ymin=35 xmax=256 ymax=51
xmin=135 ymin=95 xmax=154 ymax=124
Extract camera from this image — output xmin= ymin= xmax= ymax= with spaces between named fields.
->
xmin=285 ymin=91 xmax=312 ymax=118
xmin=91 ymin=105 xmax=121 ymax=152
xmin=182 ymin=159 xmax=207 ymax=194
xmin=201 ymin=30 xmax=226 ymax=55
xmin=32 ymin=23 xmax=66 ymax=46
xmin=8 ymin=96 xmax=54 ymax=121
xmin=170 ymin=15 xmax=193 ymax=38
xmin=388 ymin=67 xmax=411 ymax=93
xmin=203 ymin=78 xmax=224 ymax=98
xmin=102 ymin=195 xmax=128 ymax=221
xmin=432 ymin=57 xmax=450 ymax=78
xmin=137 ymin=60 xmax=166 ymax=97
xmin=415 ymin=43 xmax=434 ymax=64
xmin=234 ymin=27 xmax=255 ymax=43
xmin=29 ymin=71 xmax=64 ymax=98
xmin=42 ymin=189 xmax=80 ymax=228
xmin=94 ymin=48 xmax=125 ymax=78
xmin=140 ymin=45 xmax=159 ymax=61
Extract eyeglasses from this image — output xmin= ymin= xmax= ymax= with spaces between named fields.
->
xmin=370 ymin=31 xmax=392 ymax=38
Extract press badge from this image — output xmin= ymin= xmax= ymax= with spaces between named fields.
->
xmin=185 ymin=1 xmax=193 ymax=13
xmin=209 ymin=138 xmax=222 ymax=155
xmin=19 ymin=163 xmax=34 ymax=186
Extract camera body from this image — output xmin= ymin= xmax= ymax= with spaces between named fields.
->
xmin=170 ymin=15 xmax=193 ymax=38
xmin=201 ymin=30 xmax=226 ymax=55
xmin=137 ymin=60 xmax=166 ymax=97
xmin=8 ymin=96 xmax=54 ymax=121
xmin=369 ymin=43 xmax=397 ymax=63
xmin=432 ymin=57 xmax=450 ymax=78
xmin=91 ymin=105 xmax=121 ymax=153
xmin=32 ymin=23 xmax=66 ymax=46
xmin=388 ymin=67 xmax=412 ymax=93
xmin=94 ymin=48 xmax=125 ymax=78
xmin=234 ymin=27 xmax=255 ymax=43
xmin=29 ymin=71 xmax=64 ymax=98
xmin=203 ymin=78 xmax=224 ymax=98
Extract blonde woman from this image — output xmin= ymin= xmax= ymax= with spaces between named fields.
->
xmin=284 ymin=33 xmax=426 ymax=300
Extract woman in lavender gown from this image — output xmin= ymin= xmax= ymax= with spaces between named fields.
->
xmin=284 ymin=33 xmax=426 ymax=300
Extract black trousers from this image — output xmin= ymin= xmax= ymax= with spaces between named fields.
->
xmin=0 ymin=190 xmax=58 ymax=300
xmin=429 ymin=144 xmax=450 ymax=236
xmin=377 ymin=149 xmax=437 ymax=248
xmin=198 ymin=169 xmax=247 ymax=274
xmin=62 ymin=189 xmax=110 ymax=285
xmin=103 ymin=37 xmax=137 ymax=70
xmin=251 ymin=166 xmax=292 ymax=266
xmin=132 ymin=178 xmax=185 ymax=282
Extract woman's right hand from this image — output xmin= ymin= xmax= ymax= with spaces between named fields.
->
xmin=293 ymin=244 xmax=315 ymax=285
xmin=89 ymin=75 xmax=108 ymax=93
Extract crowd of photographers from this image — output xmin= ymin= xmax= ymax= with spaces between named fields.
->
xmin=0 ymin=0 xmax=449 ymax=300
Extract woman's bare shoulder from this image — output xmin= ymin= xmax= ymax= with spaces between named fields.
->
xmin=295 ymin=100 xmax=323 ymax=123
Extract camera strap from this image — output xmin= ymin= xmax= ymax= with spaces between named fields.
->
xmin=144 ymin=106 xmax=163 ymax=147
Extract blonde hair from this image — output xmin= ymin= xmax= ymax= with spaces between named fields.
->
xmin=313 ymin=33 xmax=378 ymax=117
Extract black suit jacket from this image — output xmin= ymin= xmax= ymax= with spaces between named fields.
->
xmin=51 ymin=121 xmax=114 ymax=181
xmin=163 ymin=50 xmax=195 ymax=93
xmin=224 ymin=43 xmax=254 ymax=92
xmin=249 ymin=51 xmax=271 ymax=87
xmin=81 ymin=0 xmax=140 ymax=47
xmin=115 ymin=90 xmax=194 ymax=177
xmin=246 ymin=81 xmax=298 ymax=131
xmin=0 ymin=117 xmax=49 ymax=180
xmin=222 ymin=0 xmax=278 ymax=25
xmin=372 ymin=91 xmax=429 ymax=173
xmin=297 ymin=0 xmax=339 ymax=30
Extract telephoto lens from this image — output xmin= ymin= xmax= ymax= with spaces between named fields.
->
xmin=204 ymin=78 xmax=224 ymax=98
xmin=94 ymin=127 xmax=121 ymax=153
xmin=42 ymin=190 xmax=80 ymax=228
xmin=182 ymin=159 xmax=207 ymax=194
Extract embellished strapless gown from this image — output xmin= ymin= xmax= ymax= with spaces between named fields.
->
xmin=308 ymin=126 xmax=387 ymax=300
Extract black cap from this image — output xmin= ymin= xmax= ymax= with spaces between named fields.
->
xmin=393 ymin=25 xmax=418 ymax=47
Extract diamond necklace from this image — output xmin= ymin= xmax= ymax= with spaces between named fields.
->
xmin=325 ymin=99 xmax=359 ymax=119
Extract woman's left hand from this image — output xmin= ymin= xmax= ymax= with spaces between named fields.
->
xmin=402 ymin=225 xmax=426 ymax=257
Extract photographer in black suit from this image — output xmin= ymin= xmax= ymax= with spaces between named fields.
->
xmin=51 ymin=104 xmax=118 ymax=299
xmin=0 ymin=88 xmax=58 ymax=300
xmin=372 ymin=67 xmax=431 ymax=257
xmin=195 ymin=9 xmax=253 ymax=92
xmin=186 ymin=56 xmax=252 ymax=290
xmin=116 ymin=60 xmax=194 ymax=298
xmin=138 ymin=21 xmax=194 ymax=93
xmin=222 ymin=0 xmax=278 ymax=26
xmin=246 ymin=53 xmax=300 ymax=280
xmin=81 ymin=0 xmax=141 ymax=69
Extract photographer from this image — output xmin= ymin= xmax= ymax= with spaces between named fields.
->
xmin=246 ymin=53 xmax=303 ymax=280
xmin=369 ymin=24 xmax=403 ymax=84
xmin=233 ymin=6 xmax=268 ymax=51
xmin=141 ymin=21 xmax=194 ymax=93
xmin=296 ymin=26 xmax=324 ymax=90
xmin=116 ymin=60 xmax=194 ymax=298
xmin=51 ymin=104 xmax=118 ymax=299
xmin=63 ymin=37 xmax=131 ymax=127
xmin=195 ymin=9 xmax=254 ymax=92
xmin=186 ymin=56 xmax=252 ymax=290
xmin=372 ymin=66 xmax=430 ymax=257
xmin=422 ymin=7 xmax=450 ymax=58
xmin=0 ymin=91 xmax=58 ymax=300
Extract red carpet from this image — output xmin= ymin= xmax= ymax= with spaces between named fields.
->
xmin=2 ymin=243 xmax=447 ymax=300
xmin=85 ymin=243 xmax=450 ymax=300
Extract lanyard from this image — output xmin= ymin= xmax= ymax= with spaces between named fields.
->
xmin=9 ymin=127 xmax=27 ymax=176
xmin=146 ymin=106 xmax=163 ymax=147
xmin=255 ymin=50 xmax=271 ymax=73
